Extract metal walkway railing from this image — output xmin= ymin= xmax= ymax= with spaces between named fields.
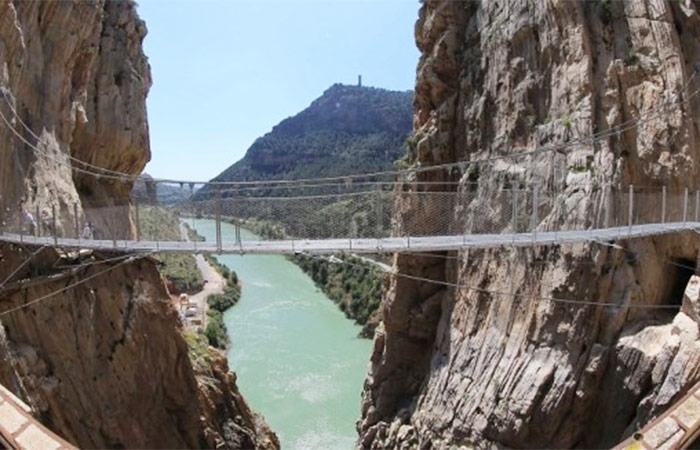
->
xmin=1 ymin=222 xmax=698 ymax=255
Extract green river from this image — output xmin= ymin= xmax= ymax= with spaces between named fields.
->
xmin=191 ymin=219 xmax=372 ymax=449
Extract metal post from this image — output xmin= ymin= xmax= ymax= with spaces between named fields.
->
xmin=215 ymin=189 xmax=222 ymax=254
xmin=684 ymin=187 xmax=689 ymax=225
xmin=35 ymin=205 xmax=40 ymax=237
xmin=234 ymin=185 xmax=241 ymax=245
xmin=73 ymin=203 xmax=79 ymax=239
xmin=628 ymin=184 xmax=633 ymax=238
xmin=112 ymin=208 xmax=117 ymax=249
xmin=51 ymin=205 xmax=58 ymax=246
xmin=134 ymin=199 xmax=141 ymax=242
xmin=531 ymin=186 xmax=538 ymax=244
xmin=0 ymin=169 xmax=3 ymax=233
xmin=19 ymin=208 xmax=24 ymax=243
xmin=662 ymin=185 xmax=667 ymax=223
xmin=375 ymin=184 xmax=383 ymax=239
xmin=512 ymin=189 xmax=517 ymax=232
xmin=604 ymin=184 xmax=610 ymax=228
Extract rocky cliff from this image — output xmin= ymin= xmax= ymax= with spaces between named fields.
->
xmin=0 ymin=0 xmax=149 ymax=238
xmin=359 ymin=1 xmax=700 ymax=448
xmin=0 ymin=1 xmax=276 ymax=448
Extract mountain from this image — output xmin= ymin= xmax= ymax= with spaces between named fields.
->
xmin=209 ymin=84 xmax=413 ymax=184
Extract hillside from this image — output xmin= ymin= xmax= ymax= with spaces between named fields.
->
xmin=209 ymin=84 xmax=413 ymax=184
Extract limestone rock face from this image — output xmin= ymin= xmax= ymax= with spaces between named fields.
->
xmin=0 ymin=244 xmax=277 ymax=449
xmin=0 ymin=1 xmax=277 ymax=448
xmin=193 ymin=341 xmax=280 ymax=450
xmin=0 ymin=0 xmax=149 ymax=238
xmin=359 ymin=1 xmax=700 ymax=448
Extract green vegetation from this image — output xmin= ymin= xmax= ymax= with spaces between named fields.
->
xmin=624 ymin=49 xmax=640 ymax=67
xmin=183 ymin=330 xmax=221 ymax=372
xmin=157 ymin=254 xmax=204 ymax=294
xmin=569 ymin=155 xmax=596 ymax=174
xmin=138 ymin=206 xmax=204 ymax=294
xmin=183 ymin=84 xmax=409 ymax=338
xmin=199 ymin=84 xmax=412 ymax=192
xmin=294 ymin=253 xmax=383 ymax=338
xmin=139 ymin=205 xmax=182 ymax=241
xmin=218 ymin=195 xmax=391 ymax=241
xmin=561 ymin=114 xmax=573 ymax=129
xmin=206 ymin=276 xmax=241 ymax=314
xmin=182 ymin=222 xmax=205 ymax=242
xmin=201 ymin=254 xmax=242 ymax=349
xmin=597 ymin=0 xmax=612 ymax=24
xmin=203 ymin=253 xmax=239 ymax=286
xmin=204 ymin=310 xmax=228 ymax=349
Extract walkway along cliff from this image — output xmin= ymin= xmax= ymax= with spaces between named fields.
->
xmin=359 ymin=1 xmax=700 ymax=448
xmin=0 ymin=1 xmax=276 ymax=448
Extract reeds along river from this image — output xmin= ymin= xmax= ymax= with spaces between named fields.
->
xmin=191 ymin=219 xmax=372 ymax=450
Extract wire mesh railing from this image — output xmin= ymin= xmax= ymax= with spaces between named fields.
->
xmin=1 ymin=182 xmax=699 ymax=253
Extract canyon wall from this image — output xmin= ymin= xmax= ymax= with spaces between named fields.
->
xmin=0 ymin=1 xmax=276 ymax=448
xmin=360 ymin=0 xmax=700 ymax=448
xmin=0 ymin=0 xmax=148 ymax=238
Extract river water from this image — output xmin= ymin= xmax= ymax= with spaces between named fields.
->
xmin=191 ymin=219 xmax=372 ymax=449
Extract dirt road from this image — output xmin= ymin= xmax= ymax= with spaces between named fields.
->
xmin=179 ymin=222 xmax=225 ymax=327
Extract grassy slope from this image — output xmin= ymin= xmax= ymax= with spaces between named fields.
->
xmin=139 ymin=206 xmax=204 ymax=294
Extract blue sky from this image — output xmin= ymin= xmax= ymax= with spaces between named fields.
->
xmin=137 ymin=0 xmax=421 ymax=181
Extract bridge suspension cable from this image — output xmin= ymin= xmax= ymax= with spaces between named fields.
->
xmin=0 ymin=253 xmax=151 ymax=317
xmin=2 ymin=183 xmax=700 ymax=254
xmin=0 ymin=73 xmax=698 ymax=187
xmin=0 ymin=245 xmax=48 ymax=290
xmin=306 ymin=253 xmax=682 ymax=310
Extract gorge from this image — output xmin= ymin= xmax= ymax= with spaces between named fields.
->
xmin=191 ymin=221 xmax=372 ymax=449
xmin=1 ymin=0 xmax=700 ymax=449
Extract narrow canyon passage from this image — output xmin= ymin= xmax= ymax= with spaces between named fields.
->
xmin=191 ymin=219 xmax=372 ymax=449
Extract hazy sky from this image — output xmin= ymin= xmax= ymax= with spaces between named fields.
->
xmin=137 ymin=0 xmax=421 ymax=181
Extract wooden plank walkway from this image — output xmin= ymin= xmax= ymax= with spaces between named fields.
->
xmin=0 ymin=383 xmax=76 ymax=450
xmin=614 ymin=380 xmax=700 ymax=450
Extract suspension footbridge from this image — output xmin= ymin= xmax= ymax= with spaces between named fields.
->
xmin=1 ymin=222 xmax=698 ymax=255
xmin=1 ymin=78 xmax=700 ymax=450
xmin=2 ymin=181 xmax=698 ymax=255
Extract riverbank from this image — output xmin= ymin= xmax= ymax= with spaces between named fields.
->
xmin=293 ymin=253 xmax=385 ymax=338
xmin=190 ymin=219 xmax=372 ymax=449
xmin=177 ymin=222 xmax=225 ymax=329
xmin=224 ymin=217 xmax=386 ymax=338
xmin=179 ymin=221 xmax=243 ymax=349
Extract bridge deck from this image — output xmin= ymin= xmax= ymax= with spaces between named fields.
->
xmin=2 ymin=222 xmax=698 ymax=254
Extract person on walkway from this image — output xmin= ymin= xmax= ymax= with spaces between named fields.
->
xmin=81 ymin=221 xmax=94 ymax=240
xmin=24 ymin=209 xmax=37 ymax=236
